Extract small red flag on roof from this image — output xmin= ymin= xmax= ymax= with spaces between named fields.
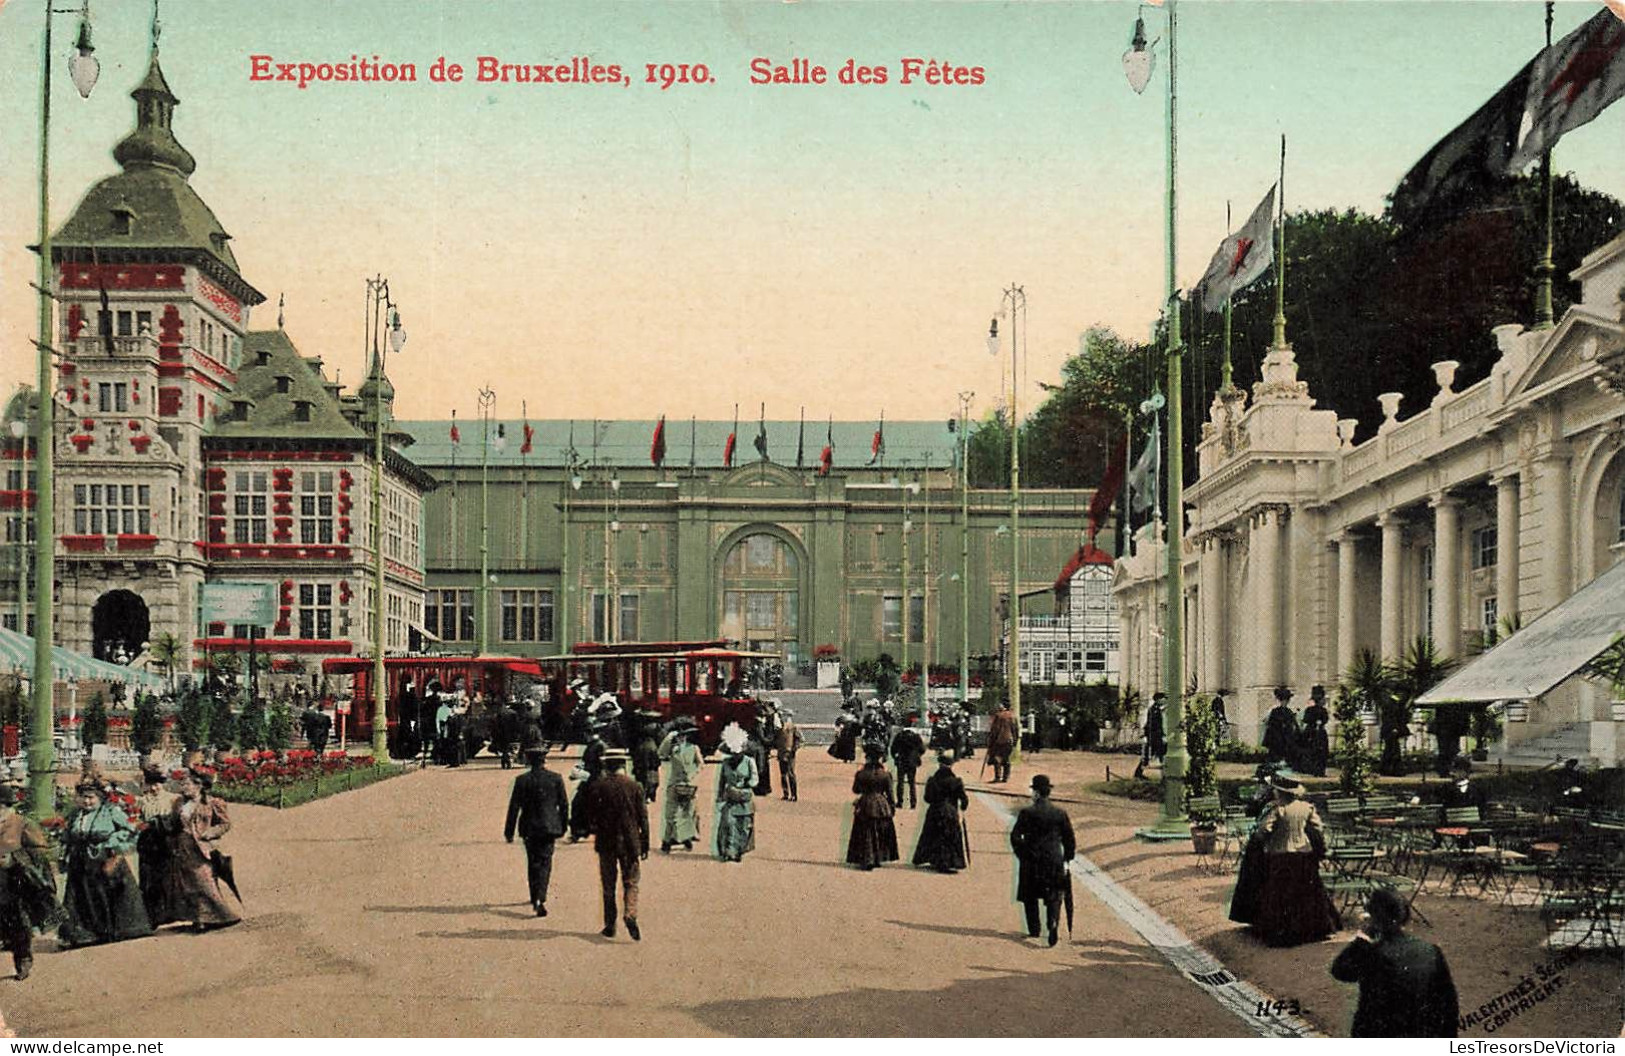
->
xmin=450 ymin=409 xmax=460 ymax=444
xmin=651 ymin=415 xmax=667 ymax=466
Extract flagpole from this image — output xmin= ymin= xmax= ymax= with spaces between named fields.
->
xmin=1535 ymin=1 xmax=1556 ymax=330
xmin=1221 ymin=201 xmax=1234 ymax=391
xmin=519 ymin=401 xmax=529 ymax=568
xmin=956 ymin=392 xmax=973 ymax=706
xmin=561 ymin=422 xmax=572 ymax=654
xmin=477 ymin=387 xmax=495 ymax=657
xmin=1272 ymin=134 xmax=1287 ymax=350
xmin=1000 ymin=283 xmax=1025 ymax=764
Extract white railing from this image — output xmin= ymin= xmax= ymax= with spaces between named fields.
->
xmin=1441 ymin=386 xmax=1490 ymax=432
xmin=1342 ymin=440 xmax=1381 ymax=479
xmin=1386 ymin=414 xmax=1431 ymax=457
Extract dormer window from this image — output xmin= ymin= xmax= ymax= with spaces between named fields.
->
xmin=255 ymin=349 xmax=272 ymax=367
xmin=110 ymin=200 xmax=137 ymax=236
xmin=293 ymin=400 xmax=313 ymax=423
xmin=274 ymin=374 xmax=293 ymax=394
xmin=231 ymin=400 xmax=252 ymax=421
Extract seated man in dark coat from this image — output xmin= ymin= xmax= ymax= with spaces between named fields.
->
xmin=1009 ymin=774 xmax=1075 ymax=947
xmin=503 ymin=740 xmax=569 ymax=917
xmin=1331 ymin=886 xmax=1459 ymax=1037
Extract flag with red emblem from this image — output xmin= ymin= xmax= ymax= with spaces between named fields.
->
xmin=1509 ymin=7 xmax=1625 ymax=172
xmin=1198 ymin=184 xmax=1276 ymax=313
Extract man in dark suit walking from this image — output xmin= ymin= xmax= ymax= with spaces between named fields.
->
xmin=588 ymin=748 xmax=649 ymax=941
xmin=503 ymin=740 xmax=569 ymax=917
xmin=889 ymin=717 xmax=927 ymax=809
xmin=1009 ymin=774 xmax=1076 ymax=947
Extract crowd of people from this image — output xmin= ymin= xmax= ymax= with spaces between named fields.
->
xmin=0 ymin=762 xmax=242 ymax=983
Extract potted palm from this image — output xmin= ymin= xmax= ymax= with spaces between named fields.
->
xmin=1579 ymin=635 xmax=1625 ymax=721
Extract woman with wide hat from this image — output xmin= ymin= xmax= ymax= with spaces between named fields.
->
xmin=1247 ymin=774 xmax=1339 ymax=947
xmin=658 ymin=717 xmax=703 ymax=852
xmin=58 ymin=777 xmax=153 ymax=948
xmin=912 ymin=751 xmax=969 ymax=873
xmin=161 ymin=768 xmax=242 ymax=931
xmin=714 ymin=723 xmax=758 ymax=862
xmin=135 ymin=764 xmax=179 ymax=926
xmin=846 ymin=744 xmax=900 ymax=870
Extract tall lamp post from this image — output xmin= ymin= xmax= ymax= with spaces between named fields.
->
xmin=365 ymin=276 xmax=405 ymax=763
xmin=29 ymin=0 xmax=99 ymax=818
xmin=1125 ymin=0 xmax=1190 ymax=835
xmin=955 ymin=391 xmax=973 ymax=706
xmin=476 ymin=387 xmax=499 ymax=656
xmin=989 ymin=285 xmax=1025 ymax=762
xmin=561 ymin=467 xmax=580 ymax=653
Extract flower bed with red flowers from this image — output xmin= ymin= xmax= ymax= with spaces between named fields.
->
xmin=211 ymin=750 xmax=402 ymax=809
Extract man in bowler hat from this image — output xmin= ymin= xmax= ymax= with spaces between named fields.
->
xmin=1009 ymin=774 xmax=1075 ymax=947
xmin=588 ymin=748 xmax=649 ymax=940
xmin=503 ymin=739 xmax=569 ymax=917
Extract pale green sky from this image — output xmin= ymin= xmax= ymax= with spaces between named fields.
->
xmin=2 ymin=1 xmax=1621 ymax=425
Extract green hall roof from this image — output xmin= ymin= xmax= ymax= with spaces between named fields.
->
xmin=396 ymin=419 xmax=962 ymax=470
xmin=209 ymin=330 xmax=364 ymax=442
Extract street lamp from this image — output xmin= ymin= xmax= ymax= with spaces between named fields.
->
xmin=955 ymin=391 xmax=973 ymax=707
xmin=366 ymin=276 xmax=405 ymax=764
xmin=476 ymin=387 xmax=497 ymax=656
xmin=1125 ymin=0 xmax=1190 ymax=837
xmin=605 ymin=474 xmax=620 ymax=644
xmin=561 ymin=468 xmax=581 ymax=654
xmin=29 ymin=0 xmax=100 ymax=819
xmin=990 ymin=285 xmax=1026 ymax=762
xmin=1122 ymin=12 xmax=1154 ymax=95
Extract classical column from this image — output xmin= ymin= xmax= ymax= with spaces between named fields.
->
xmin=1336 ymin=531 xmax=1358 ymax=676
xmin=1431 ymin=493 xmax=1461 ymax=657
xmin=1250 ymin=508 xmax=1282 ymax=688
xmin=1379 ymin=513 xmax=1404 ymax=660
xmin=1198 ymin=534 xmax=1225 ymax=692
xmin=1494 ymin=473 xmax=1520 ymax=623
xmin=1541 ymin=453 xmax=1572 ymax=610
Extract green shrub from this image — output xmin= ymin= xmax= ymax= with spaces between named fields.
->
xmin=131 ymin=692 xmax=163 ymax=757
xmin=266 ymin=696 xmax=292 ymax=752
xmin=1333 ymin=684 xmax=1378 ymax=795
xmin=236 ymin=693 xmax=265 ymax=751
xmin=176 ymin=687 xmax=210 ymax=753
xmin=1182 ymin=695 xmax=1220 ymax=799
xmin=80 ymin=692 xmax=108 ymax=747
xmin=210 ymin=693 xmax=237 ymax=752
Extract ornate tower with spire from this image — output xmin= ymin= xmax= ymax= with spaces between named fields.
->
xmin=49 ymin=41 xmax=265 ymax=667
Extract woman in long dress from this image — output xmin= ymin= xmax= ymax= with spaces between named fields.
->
xmin=0 ymin=783 xmax=62 ymax=980
xmin=1247 ymin=775 xmax=1340 ymax=946
xmin=162 ymin=769 xmax=242 ymax=931
xmin=135 ymin=765 xmax=178 ymax=926
xmin=58 ymin=779 xmax=153 ymax=948
xmin=828 ymin=703 xmax=860 ymax=763
xmin=912 ymin=752 xmax=969 ymax=873
xmin=846 ymin=745 xmax=899 ymax=870
xmin=658 ymin=720 xmax=703 ymax=852
xmin=714 ymin=724 xmax=758 ymax=863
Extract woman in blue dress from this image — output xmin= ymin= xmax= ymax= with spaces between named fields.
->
xmin=714 ymin=723 xmax=758 ymax=862
xmin=58 ymin=779 xmax=153 ymax=948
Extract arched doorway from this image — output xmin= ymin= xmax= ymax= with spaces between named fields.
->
xmin=92 ymin=589 xmax=150 ymax=663
xmin=719 ymin=531 xmax=802 ymax=666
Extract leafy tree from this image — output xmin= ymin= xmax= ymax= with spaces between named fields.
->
xmin=81 ymin=691 xmax=109 ymax=747
xmin=210 ymin=693 xmax=237 ymax=753
xmin=176 ymin=686 xmax=210 ymax=753
xmin=131 ymin=691 xmax=163 ymax=758
xmin=148 ymin=632 xmax=184 ymax=691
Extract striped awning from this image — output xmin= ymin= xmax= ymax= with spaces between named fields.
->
xmin=0 ymin=627 xmax=168 ymax=691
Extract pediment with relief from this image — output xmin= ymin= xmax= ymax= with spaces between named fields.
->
xmin=1505 ymin=311 xmax=1623 ymax=404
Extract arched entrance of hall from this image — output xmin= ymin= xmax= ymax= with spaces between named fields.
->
xmin=92 ymin=589 xmax=150 ymax=663
xmin=718 ymin=528 xmax=805 ymax=667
